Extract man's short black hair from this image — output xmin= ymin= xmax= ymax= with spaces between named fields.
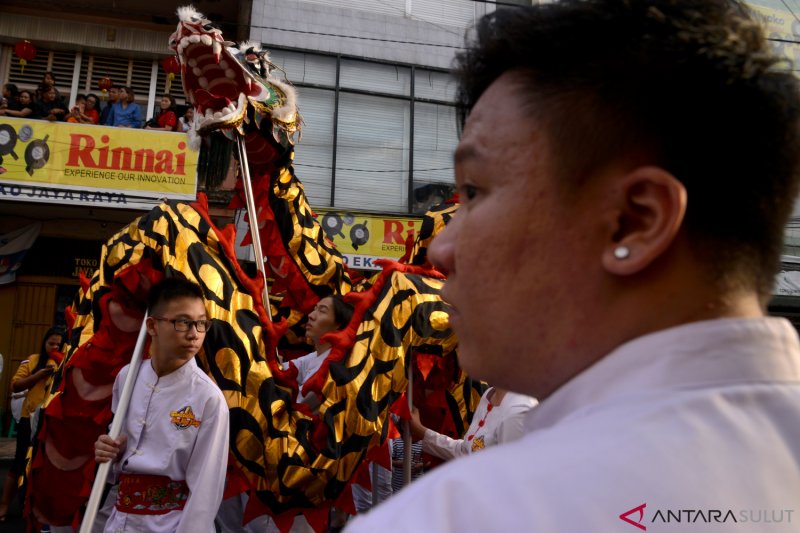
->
xmin=454 ymin=0 xmax=800 ymax=298
xmin=330 ymin=294 xmax=354 ymax=330
xmin=147 ymin=277 xmax=205 ymax=314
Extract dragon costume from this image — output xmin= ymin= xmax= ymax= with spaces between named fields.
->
xmin=27 ymin=6 xmax=480 ymax=531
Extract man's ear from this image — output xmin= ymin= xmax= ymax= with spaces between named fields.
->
xmin=145 ymin=315 xmax=157 ymax=336
xmin=601 ymin=166 xmax=687 ymax=276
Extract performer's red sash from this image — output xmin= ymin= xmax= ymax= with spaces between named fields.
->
xmin=116 ymin=474 xmax=189 ymax=515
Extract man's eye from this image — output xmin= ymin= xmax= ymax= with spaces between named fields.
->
xmin=460 ymin=185 xmax=478 ymax=200
xmin=178 ymin=319 xmax=192 ymax=327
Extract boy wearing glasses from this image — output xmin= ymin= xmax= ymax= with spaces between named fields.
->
xmin=94 ymin=277 xmax=228 ymax=532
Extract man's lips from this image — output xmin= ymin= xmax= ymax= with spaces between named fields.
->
xmin=439 ymin=287 xmax=460 ymax=329
xmin=445 ymin=305 xmax=460 ymax=327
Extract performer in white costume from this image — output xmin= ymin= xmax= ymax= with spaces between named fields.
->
xmin=410 ymin=387 xmax=536 ymax=459
xmin=95 ymin=278 xmax=229 ymax=532
xmin=289 ymin=295 xmax=353 ymax=405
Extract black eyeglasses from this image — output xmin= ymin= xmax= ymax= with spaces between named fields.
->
xmin=152 ymin=316 xmax=212 ymax=333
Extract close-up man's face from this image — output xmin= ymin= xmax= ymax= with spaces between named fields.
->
xmin=430 ymin=71 xmax=605 ymax=397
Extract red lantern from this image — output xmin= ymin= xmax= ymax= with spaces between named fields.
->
xmin=162 ymin=56 xmax=181 ymax=93
xmin=98 ymin=77 xmax=113 ymax=100
xmin=14 ymin=40 xmax=36 ymax=74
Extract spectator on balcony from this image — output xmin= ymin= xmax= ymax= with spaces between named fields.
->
xmin=83 ymin=93 xmax=101 ymax=124
xmin=145 ymin=94 xmax=179 ymax=132
xmin=99 ymin=86 xmax=119 ymax=126
xmin=178 ymin=107 xmax=194 ymax=133
xmin=66 ymin=94 xmax=87 ymax=123
xmin=35 ymin=71 xmax=61 ymax=102
xmin=1 ymin=84 xmax=20 ymax=111
xmin=67 ymin=93 xmax=100 ymax=125
xmin=106 ymin=86 xmax=143 ymax=128
xmin=32 ymin=87 xmax=67 ymax=122
xmin=0 ymin=90 xmax=33 ymax=118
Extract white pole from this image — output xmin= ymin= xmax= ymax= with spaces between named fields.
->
xmin=236 ymin=137 xmax=272 ymax=312
xmin=80 ymin=313 xmax=149 ymax=533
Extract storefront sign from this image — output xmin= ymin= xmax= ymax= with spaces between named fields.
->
xmin=15 ymin=236 xmax=103 ymax=280
xmin=0 ymin=117 xmax=198 ymax=210
xmin=71 ymin=256 xmax=100 ymax=278
xmin=316 ymin=209 xmax=421 ymax=270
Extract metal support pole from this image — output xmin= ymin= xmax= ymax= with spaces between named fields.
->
xmin=402 ymin=357 xmax=414 ymax=486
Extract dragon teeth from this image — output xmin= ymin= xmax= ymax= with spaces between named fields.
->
xmin=212 ymin=41 xmax=222 ymax=62
xmin=201 ymin=35 xmax=213 ymax=46
xmin=189 ymin=34 xmax=201 ymax=43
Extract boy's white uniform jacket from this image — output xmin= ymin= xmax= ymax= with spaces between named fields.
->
xmin=103 ymin=358 xmax=229 ymax=533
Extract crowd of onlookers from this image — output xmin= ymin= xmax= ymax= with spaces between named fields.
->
xmin=0 ymin=72 xmax=193 ymax=132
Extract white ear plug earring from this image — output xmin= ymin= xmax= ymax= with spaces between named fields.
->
xmin=614 ymin=246 xmax=630 ymax=260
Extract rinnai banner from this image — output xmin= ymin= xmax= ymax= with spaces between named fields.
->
xmin=316 ymin=209 xmax=422 ymax=270
xmin=0 ymin=222 xmax=41 ymax=284
xmin=750 ymin=4 xmax=800 ymax=67
xmin=0 ymin=117 xmax=199 ymax=210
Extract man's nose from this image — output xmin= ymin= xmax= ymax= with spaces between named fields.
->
xmin=428 ymin=215 xmax=459 ymax=276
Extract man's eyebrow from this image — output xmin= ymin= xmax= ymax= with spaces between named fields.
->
xmin=454 ymin=144 xmax=478 ymax=165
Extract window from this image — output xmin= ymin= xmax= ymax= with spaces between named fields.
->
xmin=6 ymin=45 xmax=162 ymax=106
xmin=293 ymin=87 xmax=336 ymax=206
xmin=77 ymin=54 xmax=153 ymax=103
xmin=335 ymin=93 xmax=410 ymax=212
xmin=270 ymin=49 xmax=458 ymax=214
xmin=340 ymin=59 xmax=411 ymax=96
xmin=413 ymin=102 xmax=457 ymax=213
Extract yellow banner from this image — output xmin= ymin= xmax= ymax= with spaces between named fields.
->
xmin=0 ymin=117 xmax=198 ymax=209
xmin=316 ymin=209 xmax=421 ymax=270
xmin=749 ymin=3 xmax=800 ymax=67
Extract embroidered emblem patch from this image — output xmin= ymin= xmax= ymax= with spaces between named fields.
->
xmin=170 ymin=406 xmax=201 ymax=429
xmin=470 ymin=435 xmax=486 ymax=452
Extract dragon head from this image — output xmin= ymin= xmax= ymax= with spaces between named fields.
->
xmin=170 ymin=6 xmax=300 ymax=144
